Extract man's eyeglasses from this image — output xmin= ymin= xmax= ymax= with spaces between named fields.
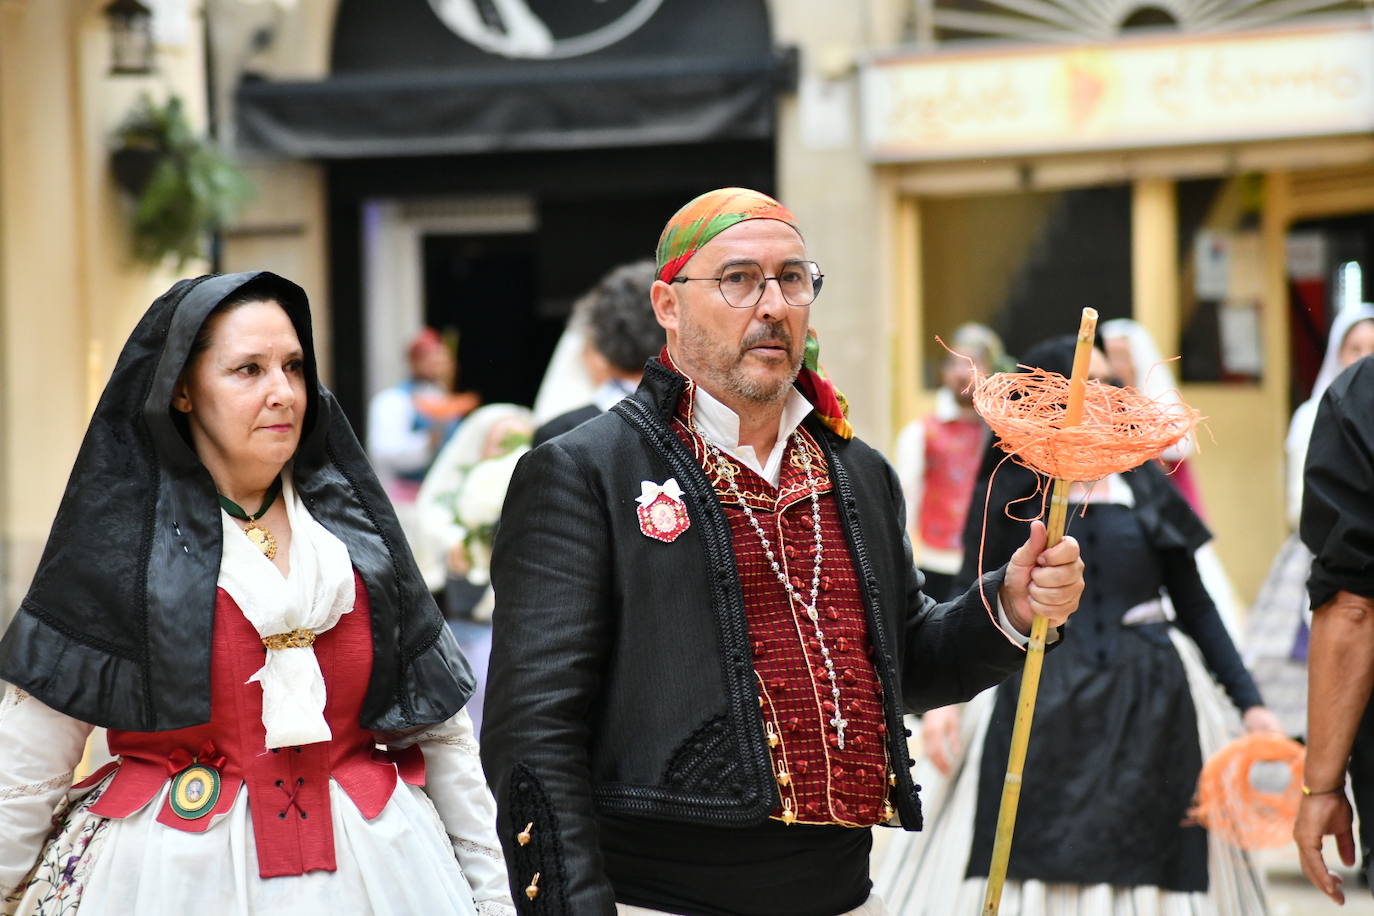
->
xmin=670 ymin=260 xmax=823 ymax=309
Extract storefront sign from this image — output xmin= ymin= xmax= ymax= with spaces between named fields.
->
xmin=862 ymin=23 xmax=1374 ymax=161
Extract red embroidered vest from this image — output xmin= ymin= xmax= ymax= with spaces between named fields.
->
xmin=82 ymin=573 xmax=424 ymax=878
xmin=917 ymin=415 xmax=985 ymax=554
xmin=669 ymin=380 xmax=893 ymax=827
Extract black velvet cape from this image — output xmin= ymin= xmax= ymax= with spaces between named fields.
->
xmin=0 ymin=272 xmax=473 ymax=732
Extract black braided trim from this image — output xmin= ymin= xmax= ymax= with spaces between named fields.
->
xmin=507 ymin=763 xmax=571 ymax=915
xmin=611 ymin=388 xmax=774 ymax=819
xmin=661 ymin=714 xmax=747 ymax=796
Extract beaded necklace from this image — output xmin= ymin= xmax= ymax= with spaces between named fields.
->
xmin=698 ymin=428 xmax=849 ymax=749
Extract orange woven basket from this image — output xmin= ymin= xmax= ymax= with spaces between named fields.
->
xmin=1190 ymin=732 xmax=1306 ymax=851
xmin=972 ymin=368 xmax=1202 ymax=481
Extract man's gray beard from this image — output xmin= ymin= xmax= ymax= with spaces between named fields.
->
xmin=678 ymin=317 xmax=802 ymax=405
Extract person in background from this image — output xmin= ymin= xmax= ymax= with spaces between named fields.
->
xmin=894 ymin=323 xmax=1006 ymax=601
xmin=0 ymin=272 xmax=510 ymax=915
xmin=416 ymin=402 xmax=536 ymax=733
xmin=1292 ymin=352 xmax=1374 ymax=905
xmin=1101 ymin=318 xmax=1246 ymax=636
xmin=1100 ymin=318 xmax=1204 ymax=512
xmin=533 ymin=260 xmax=663 ymax=447
xmin=367 ymin=327 xmax=479 ymax=546
xmin=1247 ymin=303 xmax=1374 ymax=738
xmin=882 ymin=335 xmax=1278 ymax=916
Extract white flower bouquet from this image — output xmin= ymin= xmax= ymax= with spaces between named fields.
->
xmin=453 ymin=446 xmax=528 ymax=585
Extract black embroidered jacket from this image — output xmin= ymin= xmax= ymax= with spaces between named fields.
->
xmin=480 ymin=361 xmax=1030 ymax=914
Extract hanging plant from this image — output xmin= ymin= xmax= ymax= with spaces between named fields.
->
xmin=110 ymin=93 xmax=253 ymax=268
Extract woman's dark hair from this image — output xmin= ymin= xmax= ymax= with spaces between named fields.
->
xmin=185 ymin=275 xmax=293 ymax=365
xmin=172 ymin=275 xmax=311 ymax=445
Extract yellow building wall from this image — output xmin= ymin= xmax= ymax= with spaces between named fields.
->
xmin=1181 ymin=385 xmax=1287 ymax=607
xmin=917 ymin=192 xmax=1058 ymax=375
xmin=0 ymin=0 xmax=208 ymax=618
xmin=773 ymin=0 xmax=906 ymax=447
xmin=892 ymin=169 xmax=1306 ymax=611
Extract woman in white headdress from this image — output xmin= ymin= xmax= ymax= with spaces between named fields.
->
xmin=1245 ymin=303 xmax=1374 ymax=737
xmin=1101 ymin=318 xmax=1245 ymax=637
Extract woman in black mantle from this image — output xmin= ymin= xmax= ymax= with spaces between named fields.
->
xmin=0 ymin=273 xmax=513 ymax=914
xmin=877 ymin=335 xmax=1280 ymax=914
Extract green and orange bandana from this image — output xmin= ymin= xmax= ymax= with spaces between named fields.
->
xmin=655 ymin=187 xmax=852 ymax=440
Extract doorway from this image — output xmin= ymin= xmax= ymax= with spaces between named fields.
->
xmin=422 ymin=232 xmax=548 ymax=407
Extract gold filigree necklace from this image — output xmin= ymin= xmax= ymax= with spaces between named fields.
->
xmin=217 ymin=477 xmax=283 ymax=560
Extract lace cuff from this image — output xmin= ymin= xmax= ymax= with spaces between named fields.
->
xmin=401 ymin=708 xmax=513 ymax=909
xmin=0 ymin=684 xmax=94 ymax=893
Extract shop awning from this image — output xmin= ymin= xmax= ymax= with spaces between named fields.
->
xmin=235 ymin=50 xmax=794 ymax=159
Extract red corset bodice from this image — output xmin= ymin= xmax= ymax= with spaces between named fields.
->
xmin=82 ymin=572 xmax=425 ymax=878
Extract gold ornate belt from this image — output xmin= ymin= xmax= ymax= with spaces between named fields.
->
xmin=261 ymin=629 xmax=317 ymax=651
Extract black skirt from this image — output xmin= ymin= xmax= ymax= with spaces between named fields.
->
xmin=965 ymin=623 xmax=1207 ymax=891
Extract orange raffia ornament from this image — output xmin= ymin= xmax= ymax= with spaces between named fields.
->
xmin=971 ymin=363 xmax=1203 ymax=483
xmin=1189 ymin=732 xmax=1306 ymax=851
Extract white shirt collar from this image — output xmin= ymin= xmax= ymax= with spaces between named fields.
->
xmin=692 ymin=385 xmax=814 ymax=487
xmin=593 ymin=377 xmax=637 ymax=413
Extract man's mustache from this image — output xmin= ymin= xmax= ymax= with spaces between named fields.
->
xmin=738 ymin=325 xmax=794 ymax=355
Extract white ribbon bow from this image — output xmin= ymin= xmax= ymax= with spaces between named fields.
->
xmin=636 ymin=478 xmax=684 ymax=507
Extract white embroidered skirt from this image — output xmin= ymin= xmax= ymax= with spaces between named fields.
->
xmin=5 ymin=776 xmax=479 ymax=916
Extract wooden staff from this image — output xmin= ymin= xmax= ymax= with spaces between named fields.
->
xmin=981 ymin=307 xmax=1098 ymax=915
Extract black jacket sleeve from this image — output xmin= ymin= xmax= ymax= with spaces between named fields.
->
xmin=884 ymin=460 xmax=1031 ymax=714
xmin=1302 ymin=358 xmax=1374 ymax=609
xmin=1159 ymin=547 xmax=1264 ymax=714
xmin=481 ymin=441 xmax=618 ymax=915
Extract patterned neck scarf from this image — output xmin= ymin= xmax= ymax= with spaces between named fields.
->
xmin=655 ymin=188 xmax=853 ymax=440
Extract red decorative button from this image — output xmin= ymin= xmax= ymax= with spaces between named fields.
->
xmin=832 ymin=765 xmax=845 ymax=778
xmin=822 ymin=700 xmax=836 ymax=714
xmin=794 ymin=760 xmax=809 ymax=775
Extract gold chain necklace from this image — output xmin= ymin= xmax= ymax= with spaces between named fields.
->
xmin=217 ymin=477 xmax=283 ymax=560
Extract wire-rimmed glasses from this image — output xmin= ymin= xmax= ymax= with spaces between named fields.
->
xmin=670 ymin=260 xmax=823 ymax=309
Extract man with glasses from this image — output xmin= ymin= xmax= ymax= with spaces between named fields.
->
xmin=481 ymin=188 xmax=1084 ymax=915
